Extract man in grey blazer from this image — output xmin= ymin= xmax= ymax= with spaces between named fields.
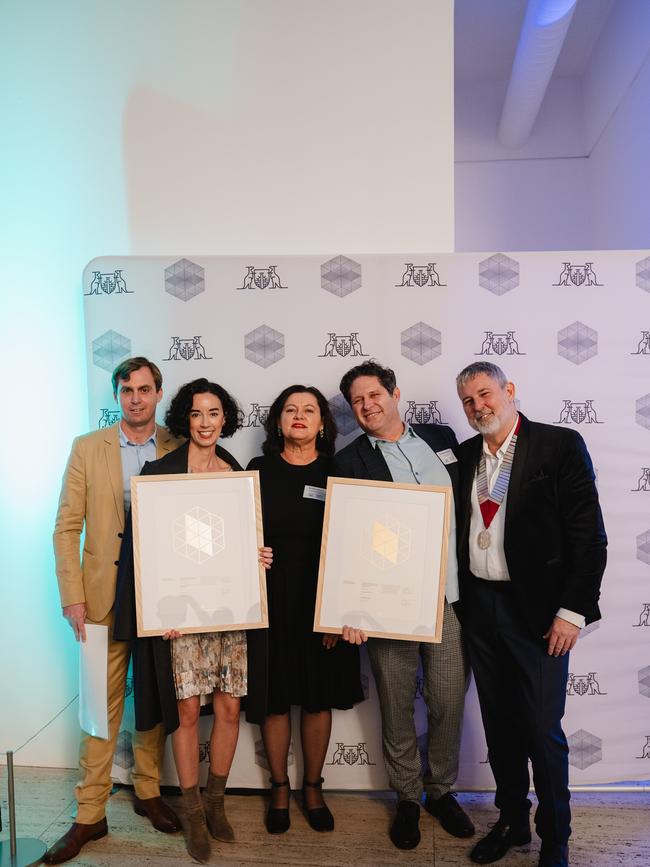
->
xmin=334 ymin=360 xmax=473 ymax=850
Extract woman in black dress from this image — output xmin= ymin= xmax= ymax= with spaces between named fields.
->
xmin=247 ymin=385 xmax=363 ymax=834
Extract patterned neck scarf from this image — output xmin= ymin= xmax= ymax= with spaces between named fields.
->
xmin=477 ymin=415 xmax=521 ymax=529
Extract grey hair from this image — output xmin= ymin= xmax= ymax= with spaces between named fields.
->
xmin=456 ymin=362 xmax=508 ymax=389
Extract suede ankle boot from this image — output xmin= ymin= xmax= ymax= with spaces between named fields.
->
xmin=180 ymin=785 xmax=211 ymax=863
xmin=203 ymin=771 xmax=235 ymax=843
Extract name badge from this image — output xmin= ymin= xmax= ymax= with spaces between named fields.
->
xmin=436 ymin=449 xmax=457 ymax=465
xmin=303 ymin=485 xmax=326 ymax=502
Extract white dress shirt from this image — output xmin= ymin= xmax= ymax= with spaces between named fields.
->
xmin=469 ymin=416 xmax=584 ymax=628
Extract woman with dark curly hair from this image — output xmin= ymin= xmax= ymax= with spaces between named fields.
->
xmin=115 ymin=378 xmax=271 ymax=864
xmin=246 ymin=385 xmax=363 ymax=836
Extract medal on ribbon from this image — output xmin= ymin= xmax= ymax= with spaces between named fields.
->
xmin=476 ymin=416 xmax=521 ymax=549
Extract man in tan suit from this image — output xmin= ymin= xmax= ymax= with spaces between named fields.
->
xmin=45 ymin=357 xmax=182 ymax=864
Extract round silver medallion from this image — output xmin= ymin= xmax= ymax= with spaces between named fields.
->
xmin=478 ymin=529 xmax=491 ymax=550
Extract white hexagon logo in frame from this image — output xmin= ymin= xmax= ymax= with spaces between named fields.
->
xmin=173 ymin=506 xmax=225 ymax=564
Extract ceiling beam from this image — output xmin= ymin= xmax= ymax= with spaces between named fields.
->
xmin=499 ymin=0 xmax=578 ymax=148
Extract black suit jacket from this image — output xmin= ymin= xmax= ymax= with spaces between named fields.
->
xmin=114 ymin=440 xmax=266 ymax=731
xmin=332 ymin=423 xmax=460 ymax=495
xmin=457 ymin=414 xmax=607 ymax=637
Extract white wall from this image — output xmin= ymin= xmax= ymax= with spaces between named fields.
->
xmin=0 ymin=0 xmax=454 ymax=768
xmin=455 ymin=0 xmax=650 ymax=254
xmin=454 ymin=71 xmax=590 ymax=253
xmin=585 ymin=1 xmax=650 ymax=249
xmin=122 ymin=0 xmax=455 ymax=254
xmin=582 ymin=0 xmax=650 ymax=151
xmin=456 ymin=155 xmax=592 ymax=253
xmin=455 ymin=75 xmax=591 ymax=252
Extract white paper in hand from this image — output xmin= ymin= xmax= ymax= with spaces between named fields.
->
xmin=79 ymin=623 xmax=109 ymax=739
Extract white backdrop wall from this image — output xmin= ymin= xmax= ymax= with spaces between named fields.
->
xmin=83 ymin=250 xmax=650 ymax=789
xmin=0 ymin=0 xmax=454 ymax=769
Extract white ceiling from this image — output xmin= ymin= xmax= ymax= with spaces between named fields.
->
xmin=454 ymin=0 xmax=616 ymax=82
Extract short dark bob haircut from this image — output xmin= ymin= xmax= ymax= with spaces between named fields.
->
xmin=165 ymin=378 xmax=242 ymax=440
xmin=112 ymin=356 xmax=163 ymax=395
xmin=261 ymin=385 xmax=337 ymax=456
xmin=339 ymin=359 xmax=397 ymax=405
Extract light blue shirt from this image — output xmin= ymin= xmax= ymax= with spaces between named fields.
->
xmin=119 ymin=423 xmax=157 ymax=511
xmin=367 ymin=424 xmax=459 ymax=604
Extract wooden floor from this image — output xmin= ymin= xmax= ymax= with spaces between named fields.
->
xmin=1 ymin=767 xmax=649 ymax=866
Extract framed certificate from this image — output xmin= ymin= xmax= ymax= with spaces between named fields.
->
xmin=314 ymin=477 xmax=451 ymax=643
xmin=131 ymin=471 xmax=268 ymax=637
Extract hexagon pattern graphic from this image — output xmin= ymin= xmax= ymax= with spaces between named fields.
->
xmin=245 ymin=324 xmax=285 ymax=369
xmin=173 ymin=507 xmax=225 ymax=564
xmin=638 ymin=530 xmax=650 ymax=566
xmin=557 ymin=321 xmax=598 ymax=365
xmin=165 ymin=258 xmax=205 ymax=302
xmin=114 ymin=730 xmax=134 ymax=770
xmin=636 ymin=394 xmax=650 ymax=431
xmin=92 ymin=329 xmax=131 ymax=371
xmin=321 ymin=255 xmax=362 ymax=297
xmin=363 ymin=516 xmax=411 ymax=570
xmin=401 ymin=321 xmax=441 ymax=365
xmin=636 ymin=256 xmax=650 ymax=293
xmin=639 ymin=665 xmax=650 ymax=698
xmin=479 ymin=253 xmax=520 ymax=296
xmin=329 ymin=393 xmax=359 ymax=436
xmin=568 ymin=729 xmax=602 ymax=770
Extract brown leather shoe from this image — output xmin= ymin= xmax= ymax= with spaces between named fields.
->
xmin=133 ymin=795 xmax=181 ymax=833
xmin=43 ymin=819 xmax=108 ymax=864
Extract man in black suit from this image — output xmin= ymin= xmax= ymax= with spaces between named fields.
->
xmin=335 ymin=360 xmax=473 ymax=850
xmin=455 ymin=362 xmax=607 ymax=867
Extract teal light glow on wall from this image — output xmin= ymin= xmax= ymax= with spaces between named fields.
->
xmin=0 ymin=1 xmax=131 ymax=765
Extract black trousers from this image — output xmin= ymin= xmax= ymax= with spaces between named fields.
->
xmin=465 ymin=576 xmax=570 ymax=845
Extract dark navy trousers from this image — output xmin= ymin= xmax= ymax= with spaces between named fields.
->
xmin=464 ymin=576 xmax=571 ymax=845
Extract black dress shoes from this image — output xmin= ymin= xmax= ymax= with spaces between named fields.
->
xmin=389 ymin=800 xmax=421 ymax=850
xmin=133 ymin=795 xmax=181 ymax=833
xmin=424 ymin=792 xmax=475 ymax=838
xmin=470 ymin=816 xmax=532 ymax=863
xmin=265 ymin=778 xmax=290 ymax=834
xmin=538 ymin=842 xmax=569 ymax=866
xmin=302 ymin=777 xmax=334 ymax=832
xmin=43 ymin=819 xmax=108 ymax=864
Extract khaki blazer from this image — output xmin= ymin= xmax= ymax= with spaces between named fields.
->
xmin=53 ymin=423 xmax=182 ymax=621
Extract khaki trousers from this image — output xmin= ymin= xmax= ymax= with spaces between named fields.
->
xmin=76 ymin=610 xmax=164 ymax=824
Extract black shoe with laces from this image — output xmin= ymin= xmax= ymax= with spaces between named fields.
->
xmin=470 ymin=810 xmax=531 ymax=864
xmin=424 ymin=792 xmax=475 ymax=838
xmin=389 ymin=800 xmax=421 ymax=850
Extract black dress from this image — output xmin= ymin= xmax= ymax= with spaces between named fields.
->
xmin=247 ymin=452 xmax=363 ymax=715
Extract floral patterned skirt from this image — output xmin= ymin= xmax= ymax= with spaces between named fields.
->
xmin=171 ymin=630 xmax=247 ymax=701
